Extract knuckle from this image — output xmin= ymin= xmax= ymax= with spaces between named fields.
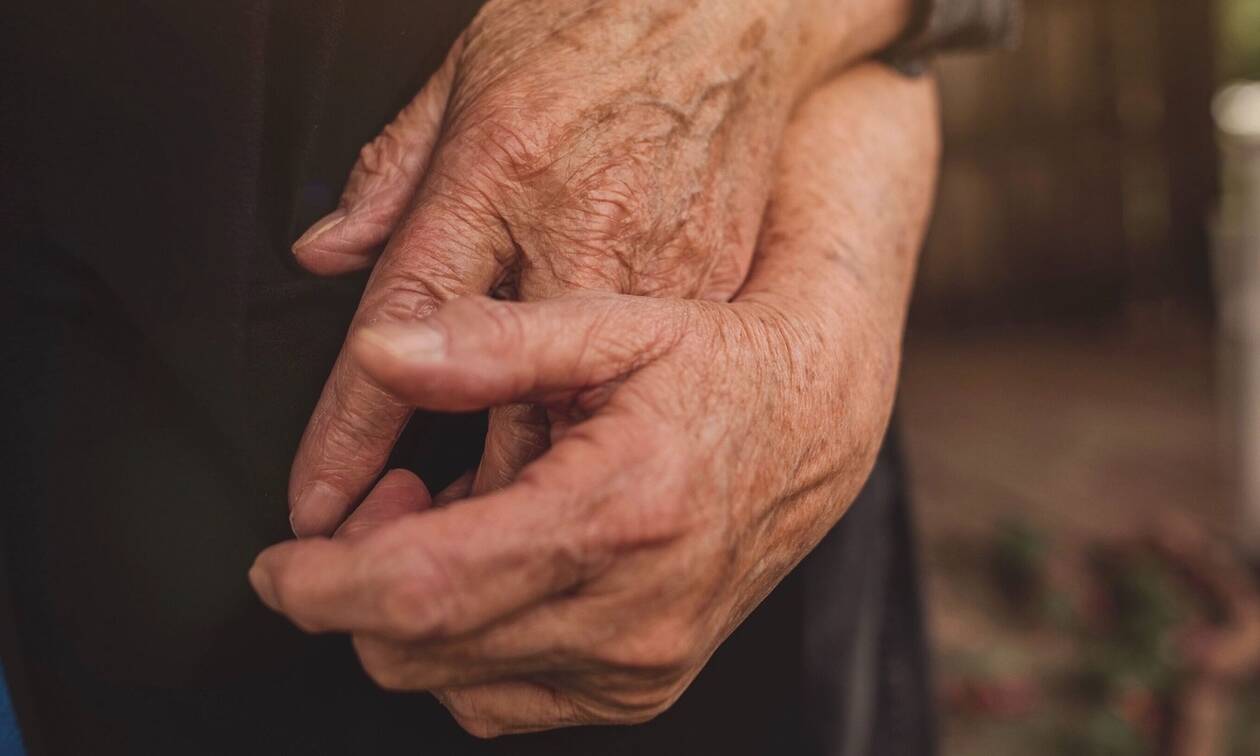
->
xmin=548 ymin=524 xmax=601 ymax=590
xmin=361 ymin=262 xmax=468 ymax=324
xmin=587 ymin=446 xmax=693 ymax=551
xmin=631 ymin=621 xmax=702 ymax=673
xmin=613 ymin=699 xmax=673 ymax=727
xmin=323 ymin=377 xmax=404 ymax=448
xmin=341 ymin=134 xmax=407 ymax=212
xmin=626 ymin=689 xmax=685 ymax=725
xmin=355 ymin=130 xmax=406 ymax=182
xmin=376 ymin=546 xmax=459 ymax=638
xmin=603 ymin=617 xmax=703 ymax=676
xmin=583 ymin=683 xmax=686 ymax=727
xmin=440 ymin=693 xmax=504 ymax=739
xmin=448 ymin=108 xmax=550 ymax=180
xmin=353 ymin=636 xmax=423 ymax=693
xmin=379 ymin=587 xmax=433 ymax=638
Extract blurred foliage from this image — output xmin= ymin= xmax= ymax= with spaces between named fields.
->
xmin=1067 ymin=550 xmax=1187 ymax=753
xmin=944 ymin=521 xmax=1260 ymax=755
xmin=992 ymin=517 xmax=1050 ymax=613
xmin=957 ymin=522 xmax=1195 ymax=754
xmin=1088 ymin=551 xmax=1186 ymax=685
xmin=1055 ymin=711 xmax=1148 ymax=756
xmin=1220 ymin=0 xmax=1260 ymax=79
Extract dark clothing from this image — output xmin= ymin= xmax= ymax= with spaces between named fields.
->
xmin=0 ymin=2 xmax=952 ymax=753
xmin=898 ymin=0 xmax=1021 ymax=57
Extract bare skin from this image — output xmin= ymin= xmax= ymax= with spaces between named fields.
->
xmin=286 ymin=0 xmax=913 ymax=536
xmin=252 ymin=65 xmax=940 ymax=737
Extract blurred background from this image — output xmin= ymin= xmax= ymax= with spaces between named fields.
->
xmin=902 ymin=0 xmax=1260 ymax=753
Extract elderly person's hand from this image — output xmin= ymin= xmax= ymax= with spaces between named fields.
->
xmin=251 ymin=65 xmax=938 ymax=736
xmin=286 ymin=0 xmax=914 ymax=535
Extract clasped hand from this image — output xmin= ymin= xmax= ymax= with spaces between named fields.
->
xmin=251 ymin=62 xmax=936 ymax=736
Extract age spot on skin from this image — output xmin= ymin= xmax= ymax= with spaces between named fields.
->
xmin=641 ymin=9 xmax=683 ymax=43
xmin=740 ymin=19 xmax=767 ymax=52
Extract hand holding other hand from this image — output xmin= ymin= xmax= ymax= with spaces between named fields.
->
xmin=285 ymin=0 xmax=914 ymax=535
xmin=252 ymin=64 xmax=939 ymax=736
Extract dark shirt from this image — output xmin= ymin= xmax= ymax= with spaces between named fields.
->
xmin=0 ymin=1 xmax=1010 ymax=753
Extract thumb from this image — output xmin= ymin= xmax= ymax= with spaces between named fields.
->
xmin=292 ymin=35 xmax=464 ymax=276
xmin=350 ymin=294 xmax=686 ymax=412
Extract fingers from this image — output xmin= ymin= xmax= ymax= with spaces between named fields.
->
xmin=286 ymin=360 xmax=412 ymax=537
xmin=288 ymin=150 xmax=513 ymax=538
xmin=256 ymin=490 xmax=572 ymax=638
xmin=252 ymin=470 xmax=433 ymax=630
xmin=292 ymin=36 xmax=465 ymax=276
xmin=258 ymin=474 xmax=573 ymax=637
xmin=473 ymin=404 xmax=550 ymax=494
xmin=334 ymin=469 xmax=432 ymax=542
xmin=261 ymin=411 xmax=657 ymax=639
xmin=349 ymin=294 xmax=685 ymax=412
xmin=432 ymin=470 xmax=475 ymax=507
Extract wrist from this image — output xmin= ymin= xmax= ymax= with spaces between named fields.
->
xmin=645 ymin=0 xmax=912 ymax=111
xmin=782 ymin=0 xmax=916 ymax=97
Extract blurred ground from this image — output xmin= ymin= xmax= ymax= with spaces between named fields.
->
xmin=902 ymin=321 xmax=1226 ymax=547
xmin=901 ymin=320 xmax=1260 ymax=755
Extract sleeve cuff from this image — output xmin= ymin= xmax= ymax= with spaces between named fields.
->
xmin=881 ymin=0 xmax=1023 ymax=74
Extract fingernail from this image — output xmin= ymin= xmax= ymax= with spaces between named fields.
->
xmin=293 ymin=208 xmax=348 ymax=251
xmin=290 ymin=481 xmax=346 ymax=537
xmin=248 ymin=565 xmax=279 ymax=609
xmin=359 ymin=323 xmax=447 ymax=362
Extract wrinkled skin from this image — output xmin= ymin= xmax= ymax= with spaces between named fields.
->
xmin=286 ymin=0 xmax=911 ymax=535
xmin=253 ymin=65 xmax=940 ymax=737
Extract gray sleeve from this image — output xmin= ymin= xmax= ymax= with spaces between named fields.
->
xmin=882 ymin=0 xmax=1022 ymax=73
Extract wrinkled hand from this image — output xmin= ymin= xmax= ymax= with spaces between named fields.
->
xmin=252 ymin=66 xmax=938 ymax=736
xmin=286 ymin=0 xmax=911 ymax=535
